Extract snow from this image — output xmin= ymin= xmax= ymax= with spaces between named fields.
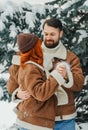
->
xmin=0 ymin=0 xmax=88 ymax=129
xmin=76 ymin=30 xmax=88 ymax=44
xmin=0 ymin=101 xmax=17 ymax=130
xmin=84 ymin=0 xmax=88 ymax=5
xmin=0 ymin=0 xmax=53 ymax=6
xmin=0 ymin=73 xmax=9 ymax=81
xmin=61 ymin=0 xmax=81 ymax=10
xmin=0 ymin=0 xmax=50 ymax=35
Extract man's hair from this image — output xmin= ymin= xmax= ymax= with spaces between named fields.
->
xmin=43 ymin=18 xmax=63 ymax=31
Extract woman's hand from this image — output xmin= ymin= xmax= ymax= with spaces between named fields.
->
xmin=17 ymin=87 xmax=30 ymax=100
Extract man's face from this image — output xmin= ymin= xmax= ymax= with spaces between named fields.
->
xmin=43 ymin=24 xmax=63 ymax=48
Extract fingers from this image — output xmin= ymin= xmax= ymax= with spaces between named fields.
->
xmin=56 ymin=65 xmax=67 ymax=78
xmin=17 ymin=87 xmax=30 ymax=100
xmin=23 ymin=94 xmax=30 ymax=100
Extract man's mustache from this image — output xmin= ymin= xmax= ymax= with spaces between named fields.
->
xmin=46 ymin=40 xmax=54 ymax=42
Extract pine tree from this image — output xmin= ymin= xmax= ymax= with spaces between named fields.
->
xmin=0 ymin=0 xmax=88 ymax=123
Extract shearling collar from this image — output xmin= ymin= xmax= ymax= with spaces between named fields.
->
xmin=42 ymin=41 xmax=67 ymax=60
xmin=12 ymin=55 xmax=44 ymax=71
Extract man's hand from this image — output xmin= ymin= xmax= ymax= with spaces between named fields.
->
xmin=56 ymin=65 xmax=68 ymax=80
xmin=17 ymin=87 xmax=30 ymax=100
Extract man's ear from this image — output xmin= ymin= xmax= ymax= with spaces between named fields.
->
xmin=60 ymin=31 xmax=63 ymax=38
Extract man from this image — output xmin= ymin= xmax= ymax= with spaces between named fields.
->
xmin=41 ymin=18 xmax=84 ymax=130
xmin=12 ymin=18 xmax=84 ymax=130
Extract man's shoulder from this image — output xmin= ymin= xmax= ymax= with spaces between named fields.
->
xmin=67 ymin=49 xmax=80 ymax=62
xmin=67 ymin=49 xmax=78 ymax=58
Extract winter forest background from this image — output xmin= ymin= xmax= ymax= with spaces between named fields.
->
xmin=0 ymin=0 xmax=88 ymax=129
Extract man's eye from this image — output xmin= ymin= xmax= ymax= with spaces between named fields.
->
xmin=44 ymin=34 xmax=48 ymax=36
xmin=51 ymin=33 xmax=56 ymax=36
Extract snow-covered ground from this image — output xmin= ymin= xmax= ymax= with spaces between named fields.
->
xmin=0 ymin=101 xmax=88 ymax=130
xmin=0 ymin=101 xmax=17 ymax=130
xmin=0 ymin=0 xmax=88 ymax=130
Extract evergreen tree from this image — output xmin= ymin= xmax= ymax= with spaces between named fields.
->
xmin=0 ymin=0 xmax=88 ymax=123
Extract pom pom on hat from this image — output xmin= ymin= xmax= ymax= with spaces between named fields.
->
xmin=17 ymin=33 xmax=38 ymax=53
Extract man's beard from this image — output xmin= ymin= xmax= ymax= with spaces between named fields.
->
xmin=44 ymin=40 xmax=59 ymax=48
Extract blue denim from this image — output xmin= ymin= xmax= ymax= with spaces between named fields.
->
xmin=54 ymin=119 xmax=76 ymax=130
xmin=15 ymin=124 xmax=29 ymax=130
xmin=18 ymin=128 xmax=29 ymax=130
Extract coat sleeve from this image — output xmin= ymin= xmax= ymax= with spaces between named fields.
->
xmin=7 ymin=64 xmax=19 ymax=94
xmin=67 ymin=51 xmax=84 ymax=92
xmin=22 ymin=65 xmax=58 ymax=102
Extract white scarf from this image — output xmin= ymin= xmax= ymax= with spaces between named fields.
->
xmin=42 ymin=41 xmax=67 ymax=71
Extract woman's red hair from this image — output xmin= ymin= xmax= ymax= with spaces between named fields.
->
xmin=20 ymin=39 xmax=43 ymax=68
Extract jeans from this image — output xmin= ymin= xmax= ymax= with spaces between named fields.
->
xmin=15 ymin=125 xmax=29 ymax=130
xmin=54 ymin=119 xmax=76 ymax=130
xmin=18 ymin=128 xmax=29 ymax=130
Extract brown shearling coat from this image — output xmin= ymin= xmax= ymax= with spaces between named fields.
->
xmin=7 ymin=48 xmax=84 ymax=128
xmin=7 ymin=61 xmax=58 ymax=129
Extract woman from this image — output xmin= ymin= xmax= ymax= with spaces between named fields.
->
xmin=7 ymin=33 xmax=60 ymax=130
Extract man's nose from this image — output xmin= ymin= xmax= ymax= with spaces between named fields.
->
xmin=46 ymin=35 xmax=52 ymax=40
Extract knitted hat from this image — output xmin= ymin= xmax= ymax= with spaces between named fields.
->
xmin=17 ymin=33 xmax=38 ymax=53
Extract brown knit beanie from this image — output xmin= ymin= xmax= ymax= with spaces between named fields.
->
xmin=17 ymin=33 xmax=38 ymax=53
